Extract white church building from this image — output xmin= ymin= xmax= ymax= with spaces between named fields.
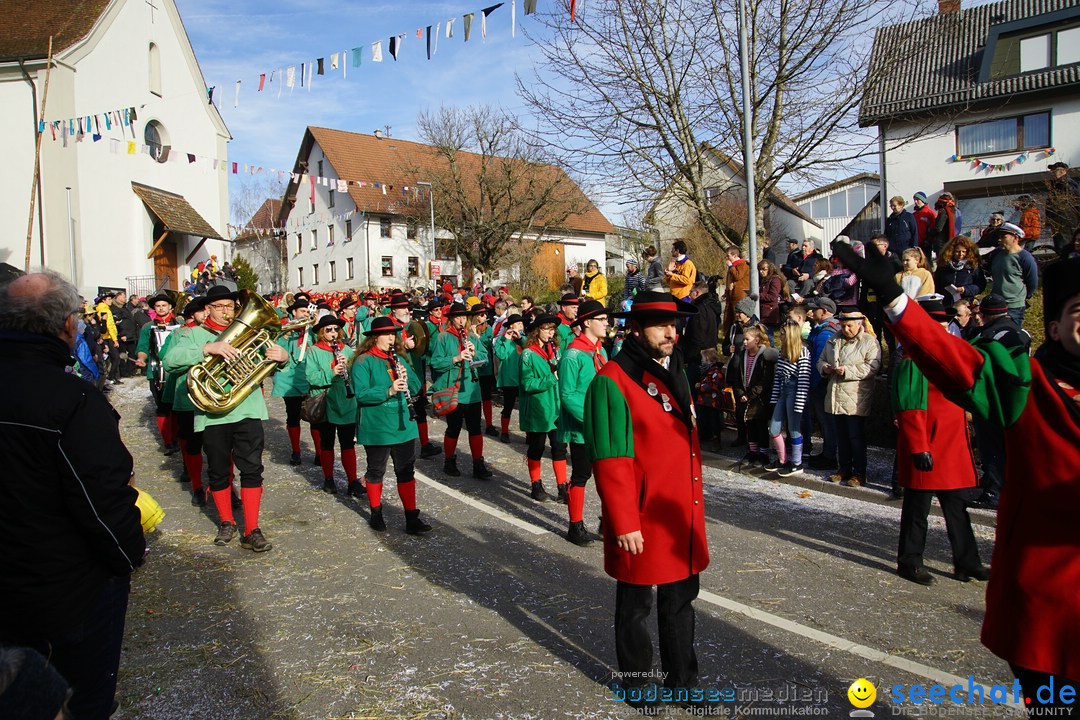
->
xmin=0 ymin=0 xmax=231 ymax=297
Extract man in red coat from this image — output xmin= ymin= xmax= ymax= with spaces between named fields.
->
xmin=584 ymin=291 xmax=709 ymax=705
xmin=834 ymin=243 xmax=1080 ymax=712
xmin=892 ymin=297 xmax=987 ymax=586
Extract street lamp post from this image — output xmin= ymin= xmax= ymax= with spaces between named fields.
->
xmin=737 ymin=0 xmax=760 ymax=311
xmin=415 ymin=181 xmax=436 ymax=288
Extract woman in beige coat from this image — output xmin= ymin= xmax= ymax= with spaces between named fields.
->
xmin=818 ymin=310 xmax=881 ymax=487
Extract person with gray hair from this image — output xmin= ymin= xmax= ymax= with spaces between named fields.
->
xmin=0 ymin=271 xmax=146 ymax=720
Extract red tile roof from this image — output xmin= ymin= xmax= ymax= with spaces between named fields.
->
xmin=0 ymin=0 xmax=112 ymax=61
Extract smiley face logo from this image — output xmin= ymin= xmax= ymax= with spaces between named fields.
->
xmin=848 ymin=678 xmax=876 ymax=708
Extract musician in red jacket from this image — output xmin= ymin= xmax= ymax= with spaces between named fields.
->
xmin=833 ymin=242 xmax=1079 ymax=712
xmin=584 ymin=291 xmax=709 ymax=706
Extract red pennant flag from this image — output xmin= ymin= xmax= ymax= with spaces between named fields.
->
xmin=258 ymin=73 xmax=266 ymax=91
xmin=416 ymin=28 xmax=423 ymax=38
xmin=570 ymin=0 xmax=576 ymax=21
xmin=232 ymin=162 xmax=238 ymax=174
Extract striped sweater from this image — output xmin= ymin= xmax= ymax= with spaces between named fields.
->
xmin=770 ymin=345 xmax=811 ymax=415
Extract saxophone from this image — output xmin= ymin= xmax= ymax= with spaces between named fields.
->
xmin=188 ymin=290 xmax=315 ymax=413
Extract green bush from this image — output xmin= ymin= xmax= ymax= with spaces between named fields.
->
xmin=231 ymin=256 xmax=260 ymax=293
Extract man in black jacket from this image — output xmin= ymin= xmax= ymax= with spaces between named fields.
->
xmin=0 ymin=271 xmax=145 ymax=719
xmin=112 ymin=289 xmax=137 ymax=377
xmin=679 ymin=280 xmax=720 ymax=391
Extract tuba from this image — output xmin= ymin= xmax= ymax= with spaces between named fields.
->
xmin=188 ymin=290 xmax=315 ymax=414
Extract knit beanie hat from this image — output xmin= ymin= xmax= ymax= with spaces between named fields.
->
xmin=735 ymin=295 xmax=758 ymax=318
xmin=913 ymin=191 xmax=928 ymax=203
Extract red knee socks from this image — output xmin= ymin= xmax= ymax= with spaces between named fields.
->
xmin=166 ymin=413 xmax=178 ymax=445
xmin=444 ymin=436 xmax=458 ymax=459
xmin=418 ymin=421 xmax=430 ymax=446
xmin=482 ymin=400 xmax=493 ymax=428
xmin=320 ymin=448 xmax=335 ymax=480
xmin=155 ymin=415 xmax=169 ymax=445
xmin=211 ymin=489 xmax=235 ymax=524
xmin=397 ymin=480 xmax=417 ymax=511
xmin=310 ymin=426 xmax=321 ymax=453
xmin=366 ymin=481 xmax=383 ymax=509
xmin=469 ymin=434 xmax=484 ymax=460
xmin=500 ymin=415 xmax=510 ymax=434
xmin=527 ymin=458 xmax=542 ymax=482
xmin=553 ymin=459 xmax=568 ymax=488
xmin=241 ymin=487 xmax=262 ymax=531
xmin=342 ymin=448 xmax=357 ymax=483
xmin=569 ymin=485 xmax=585 ymax=523
xmin=287 ymin=426 xmax=301 ymax=453
xmin=183 ymin=449 xmax=203 ymax=492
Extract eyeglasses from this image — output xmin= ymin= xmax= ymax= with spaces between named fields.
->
xmin=207 ymin=302 xmax=234 ymax=310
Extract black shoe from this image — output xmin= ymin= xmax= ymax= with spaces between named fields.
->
xmin=347 ymin=481 xmax=365 ymax=498
xmin=898 ymin=566 xmax=935 ymax=586
xmin=890 ymin=485 xmax=905 ymax=500
xmin=738 ymin=451 xmax=756 ymax=467
xmin=531 ymin=481 xmax=550 ymax=501
xmin=240 ymin=527 xmax=272 ymax=552
xmin=763 ymin=457 xmax=782 ymax=473
xmin=971 ymin=493 xmax=998 ymax=510
xmin=566 ymin=521 xmax=592 ymax=546
xmin=443 ymin=455 xmax=460 ymax=477
xmin=191 ymin=488 xmax=206 ymax=506
xmin=179 ymin=468 xmax=189 ymax=484
xmin=500 ymin=432 xmax=510 ymax=444
xmin=954 ymin=566 xmax=990 ymax=583
xmin=322 ymin=477 xmax=337 ymax=494
xmin=420 ymin=443 xmax=441 ymax=459
xmin=311 ymin=454 xmax=321 ymax=466
xmin=289 ymin=451 xmax=301 ymax=466
xmin=556 ymin=483 xmax=569 ymax=504
xmin=213 ymin=521 xmax=237 ymax=546
xmin=777 ymin=462 xmax=803 ymax=478
xmin=485 ymin=425 xmax=499 ymax=437
xmin=473 ymin=457 xmax=493 ymax=480
xmin=368 ymin=505 xmax=387 ymax=531
xmin=405 ymin=509 xmax=432 ymax=534
xmin=163 ymin=442 xmax=179 ymax=456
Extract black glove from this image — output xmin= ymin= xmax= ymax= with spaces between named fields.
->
xmin=831 ymin=241 xmax=905 ymax=306
xmin=912 ymin=452 xmax=934 ymax=472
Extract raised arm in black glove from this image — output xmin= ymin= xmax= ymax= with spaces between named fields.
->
xmin=830 ymin=240 xmax=905 ymax=306
xmin=912 ymin=452 xmax=934 ymax=472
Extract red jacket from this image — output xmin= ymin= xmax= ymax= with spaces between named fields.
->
xmin=913 ymin=204 xmax=937 ymax=249
xmin=585 ymin=359 xmax=709 ymax=585
xmin=888 ymin=300 xmax=1080 ymax=681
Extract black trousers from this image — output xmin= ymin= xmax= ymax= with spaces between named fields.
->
xmin=526 ymin=430 xmax=567 ymax=461
xmin=615 ymin=574 xmax=700 ymax=690
xmin=174 ymin=410 xmax=203 ymax=454
xmin=155 ymin=400 xmax=172 ymax=418
xmin=479 ymin=374 xmax=495 ymax=401
xmin=364 ymin=441 xmax=416 ymax=484
xmin=499 ymin=386 xmax=518 ymax=418
xmin=897 ymin=488 xmax=981 ymax=572
xmin=569 ymin=442 xmax=592 ymax=487
xmin=444 ymin=401 xmax=482 ymax=439
xmin=107 ymin=341 xmax=121 ymax=382
xmin=283 ymin=395 xmax=303 ymax=427
xmin=203 ymin=418 xmax=264 ymax=492
xmin=316 ymin=421 xmax=356 ymax=451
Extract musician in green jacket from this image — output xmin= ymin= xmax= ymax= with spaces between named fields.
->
xmin=429 ymin=303 xmax=493 ymax=479
xmin=304 ymin=315 xmax=358 ymax=496
xmin=162 ymin=286 xmax=290 ymax=552
xmin=493 ymin=313 xmax=525 ymax=442
xmin=273 ymin=298 xmax=317 ymax=466
xmin=135 ymin=292 xmax=180 ymax=453
xmin=165 ymin=296 xmax=209 ymax=506
xmin=351 ymin=317 xmax=430 ymax=534
xmin=519 ymin=313 xmax=566 ymax=503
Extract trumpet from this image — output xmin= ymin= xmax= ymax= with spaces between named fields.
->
xmin=336 ymin=343 xmax=354 ymax=399
xmin=391 ymin=356 xmax=417 ymax=421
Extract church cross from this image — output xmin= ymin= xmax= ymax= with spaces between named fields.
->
xmin=145 ymin=0 xmax=159 ymax=23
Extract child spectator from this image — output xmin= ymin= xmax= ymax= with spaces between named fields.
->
xmin=787 ymin=303 xmax=811 ymax=341
xmin=695 ymin=347 xmax=726 ymax=448
xmin=726 ymin=325 xmax=777 ymax=468
xmin=764 ymin=321 xmax=811 ymax=476
xmin=896 ymin=248 xmax=935 ymax=298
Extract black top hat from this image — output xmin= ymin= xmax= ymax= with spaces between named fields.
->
xmin=338 ymin=296 xmax=358 ymax=311
xmin=526 ymin=313 xmax=560 ymax=333
xmin=502 ymin=314 xmax=524 ymax=328
xmin=1042 ymin=256 xmax=1080 ymax=332
xmin=146 ymin=293 xmax=173 ymax=306
xmin=181 ymin=296 xmax=208 ymax=318
xmin=445 ymin=302 xmax=484 ymax=317
xmin=294 ymin=291 xmax=312 ymax=302
xmin=612 ymin=291 xmax=697 ymax=319
xmin=572 ymin=299 xmax=609 ymax=327
xmin=204 ymin=285 xmax=238 ymax=303
xmin=388 ymin=294 xmax=411 ymax=309
xmin=916 ymin=295 xmax=948 ymax=321
xmin=364 ymin=316 xmax=403 ymax=336
xmin=559 ymin=293 xmax=580 ymax=306
xmin=287 ymin=298 xmax=310 ymax=313
xmin=313 ymin=315 xmax=346 ymax=333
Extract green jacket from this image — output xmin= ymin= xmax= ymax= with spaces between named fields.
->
xmin=166 ymin=326 xmax=198 ymax=412
xmin=556 ymin=322 xmax=575 ymax=353
xmin=429 ymin=329 xmax=486 ymax=405
xmin=352 ymin=351 xmax=423 ymax=446
xmin=162 ymin=324 xmax=288 ymax=431
xmin=494 ymin=334 xmax=523 ymax=388
xmin=557 ymin=344 xmax=607 ymax=444
xmin=304 ymin=344 xmax=357 ymax=426
xmin=271 ymin=331 xmax=310 ymax=397
xmin=137 ymin=318 xmax=178 ymax=398
xmin=518 ymin=346 xmax=560 ymax=432
xmin=476 ymin=327 xmax=495 ymax=377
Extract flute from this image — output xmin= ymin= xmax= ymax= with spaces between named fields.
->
xmin=391 ymin=356 xmax=417 ymax=421
xmin=336 ymin=343 xmax=355 ymax=399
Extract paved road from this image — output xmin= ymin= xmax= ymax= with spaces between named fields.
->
xmin=109 ymin=380 xmax=1017 ymax=720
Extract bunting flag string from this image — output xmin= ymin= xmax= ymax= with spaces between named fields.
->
xmin=950 ymin=148 xmax=1056 ymax=174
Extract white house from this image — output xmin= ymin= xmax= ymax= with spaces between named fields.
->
xmin=278 ymin=127 xmax=615 ymax=293
xmin=646 ymin=146 xmax=823 ymax=256
xmin=861 ymin=0 xmax=1080 ymax=248
xmin=792 ymin=173 xmax=882 ymax=247
xmin=0 ymin=0 xmax=231 ymax=298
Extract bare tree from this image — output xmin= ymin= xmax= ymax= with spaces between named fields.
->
xmin=406 ymin=105 xmax=593 ymax=275
xmin=518 ymin=0 xmax=923 ymax=252
xmin=230 ymin=174 xmax=288 ymax=293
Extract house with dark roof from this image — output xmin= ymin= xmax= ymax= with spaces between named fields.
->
xmin=233 ymin=198 xmax=287 ymax=294
xmin=646 ymin=145 xmax=824 ymax=256
xmin=792 ymin=173 xmax=882 ymax=246
xmin=277 ymin=127 xmax=616 ymax=291
xmin=860 ymin=0 xmax=1080 ymax=247
xmin=0 ymin=0 xmax=231 ymax=296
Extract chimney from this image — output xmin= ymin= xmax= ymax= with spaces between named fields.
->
xmin=939 ymin=0 xmax=960 ymax=13
xmin=373 ymin=129 xmax=383 ymax=139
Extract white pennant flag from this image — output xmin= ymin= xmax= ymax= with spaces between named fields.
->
xmin=435 ymin=21 xmax=441 ymax=53
xmin=446 ymin=17 xmax=455 ymax=37
xmin=330 ymin=53 xmax=339 ymax=70
xmin=372 ymin=40 xmax=383 ymax=62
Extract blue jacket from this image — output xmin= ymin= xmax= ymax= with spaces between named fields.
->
xmin=74 ymin=334 xmax=100 ymax=381
xmin=808 ymin=318 xmax=839 ymax=389
xmin=885 ymin=210 xmax=918 ymax=254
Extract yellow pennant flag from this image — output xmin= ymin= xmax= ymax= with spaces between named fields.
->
xmin=127 ymin=141 xmax=136 ymax=154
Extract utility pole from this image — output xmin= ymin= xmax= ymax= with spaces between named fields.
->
xmin=737 ymin=0 xmax=760 ymax=310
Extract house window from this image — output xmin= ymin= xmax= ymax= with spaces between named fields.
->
xmin=956 ymin=112 xmax=1050 ymax=157
xmin=317 ymin=159 xmax=323 ymax=178
xmin=1020 ymin=34 xmax=1051 ymax=73
xmin=380 ymin=217 xmax=392 ymax=238
xmin=329 ymin=189 xmax=335 ymax=208
xmin=295 ymin=233 xmax=303 ymax=254
xmin=811 ymin=197 xmax=829 ymax=218
xmin=313 ymin=263 xmax=320 ymax=285
xmin=310 ymin=229 xmax=318 ymax=250
xmin=148 ymin=43 xmax=162 ymax=96
xmin=346 ymin=257 xmax=354 ymax=280
xmin=407 ymin=221 xmax=418 ymax=239
xmin=298 ymin=267 xmax=304 ymax=287
xmin=328 ymin=225 xmax=335 ymax=246
xmin=308 ymin=195 xmax=314 ymax=215
xmin=408 ymin=257 xmax=419 ymax=277
xmin=436 ymin=237 xmax=456 ymax=260
xmin=329 ymin=261 xmax=336 ymax=283
xmin=381 ymin=256 xmax=393 ymax=277
xmin=144 ymin=120 xmax=169 ymax=163
xmin=345 ymin=219 xmax=352 ymax=242
xmin=1059 ymin=27 xmax=1080 ymax=66
xmin=847 ymin=186 xmax=866 ymax=214
xmin=828 ymin=191 xmax=846 ymax=218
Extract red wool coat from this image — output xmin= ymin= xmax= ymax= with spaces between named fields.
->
xmin=888 ymin=300 xmax=1080 ymax=682
xmin=585 ymin=359 xmax=710 ymax=586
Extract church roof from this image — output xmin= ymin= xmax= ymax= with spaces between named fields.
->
xmin=0 ymin=0 xmax=112 ymax=61
xmin=132 ymin=182 xmax=225 ymax=240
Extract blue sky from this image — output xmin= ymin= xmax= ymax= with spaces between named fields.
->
xmin=180 ymin=0 xmax=553 ymax=224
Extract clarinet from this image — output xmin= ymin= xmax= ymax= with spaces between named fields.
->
xmin=391 ymin=356 xmax=417 ymax=421
xmin=336 ymin=343 xmax=355 ymax=399
xmin=464 ymin=339 xmax=479 ymax=382
xmin=547 ymin=340 xmax=561 ymax=376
